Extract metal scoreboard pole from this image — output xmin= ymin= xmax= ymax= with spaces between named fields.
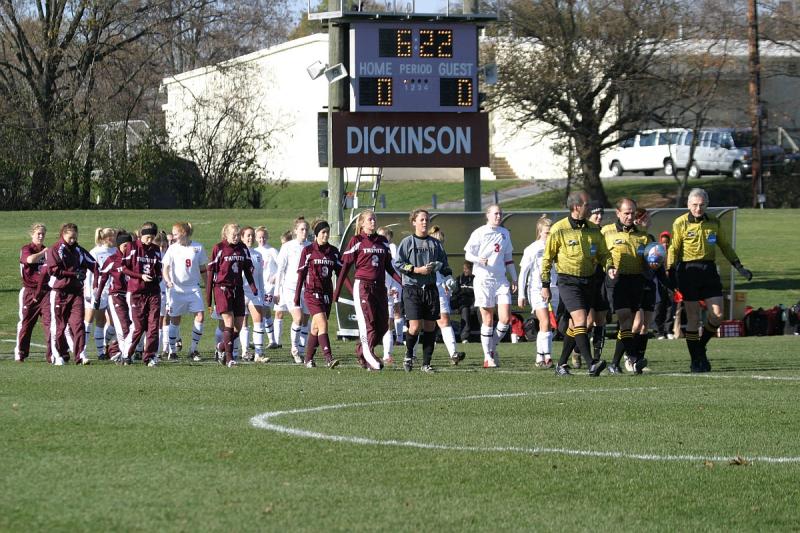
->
xmin=463 ymin=0 xmax=481 ymax=212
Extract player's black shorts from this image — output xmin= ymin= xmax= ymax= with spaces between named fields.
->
xmin=676 ymin=261 xmax=723 ymax=301
xmin=590 ymin=269 xmax=610 ymax=312
xmin=402 ymin=284 xmax=440 ymax=321
xmin=557 ymin=274 xmax=594 ymax=313
xmin=605 ymin=274 xmax=643 ymax=312
xmin=639 ymin=277 xmax=656 ymax=312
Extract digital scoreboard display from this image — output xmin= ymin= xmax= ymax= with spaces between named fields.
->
xmin=350 ymin=22 xmax=478 ymax=112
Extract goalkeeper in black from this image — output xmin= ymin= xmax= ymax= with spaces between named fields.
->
xmin=668 ymin=188 xmax=752 ymax=372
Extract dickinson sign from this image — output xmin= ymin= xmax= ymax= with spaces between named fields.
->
xmin=331 ymin=112 xmax=489 ymax=167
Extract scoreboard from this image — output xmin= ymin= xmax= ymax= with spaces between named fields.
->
xmin=350 ymin=22 xmax=479 ymax=112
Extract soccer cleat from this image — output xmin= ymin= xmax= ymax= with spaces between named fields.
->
xmin=97 ymin=352 xmax=108 ymax=361
xmin=382 ymin=355 xmax=395 ymax=366
xmin=555 ymin=364 xmax=571 ymax=376
xmin=634 ymin=357 xmax=648 ymax=375
xmin=403 ymin=357 xmax=413 ymax=372
xmin=290 ymin=347 xmax=303 ymax=364
xmin=483 ymin=358 xmax=498 ymax=369
xmin=571 ymin=353 xmax=582 ymax=369
xmin=543 ymin=358 xmax=554 ymax=369
xmin=607 ymin=363 xmax=624 ymax=375
xmin=624 ymin=356 xmax=635 ymax=373
xmin=110 ymin=353 xmax=121 ymax=363
xmin=167 ymin=352 xmax=178 ymax=361
xmin=535 ymin=360 xmax=544 ymax=368
xmin=242 ymin=351 xmax=254 ymax=362
xmin=120 ymin=356 xmax=131 ymax=366
xmin=266 ymin=343 xmax=281 ymax=350
xmin=588 ymin=359 xmax=607 ymax=377
xmin=147 ymin=357 xmax=159 ymax=367
xmin=190 ymin=351 xmax=202 ymax=362
xmin=305 ymin=360 xmax=316 ymax=368
xmin=53 ymin=356 xmax=65 ymax=366
xmin=226 ymin=360 xmax=237 ymax=368
xmin=327 ymin=359 xmax=340 ymax=369
xmin=421 ymin=365 xmax=435 ymax=373
xmin=254 ymin=355 xmax=271 ymax=363
xmin=450 ymin=351 xmax=466 ymax=365
xmin=79 ymin=357 xmax=91 ymax=365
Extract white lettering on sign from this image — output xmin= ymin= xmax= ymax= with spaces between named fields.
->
xmin=398 ymin=63 xmax=433 ymax=75
xmin=346 ymin=126 xmax=472 ymax=156
xmin=438 ymin=63 xmax=474 ymax=76
xmin=358 ymin=62 xmax=393 ymax=76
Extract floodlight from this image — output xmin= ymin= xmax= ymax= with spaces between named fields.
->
xmin=306 ymin=60 xmax=327 ymax=80
xmin=324 ymin=63 xmax=349 ymax=84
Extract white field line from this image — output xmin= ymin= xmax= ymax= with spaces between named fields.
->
xmin=250 ymin=387 xmax=800 ymax=464
xmin=1 ymin=339 xmax=45 ymax=348
xmin=660 ymin=372 xmax=800 ymax=382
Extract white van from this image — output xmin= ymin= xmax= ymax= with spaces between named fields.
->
xmin=606 ymin=129 xmax=687 ymax=177
xmin=607 ymin=127 xmax=784 ymax=179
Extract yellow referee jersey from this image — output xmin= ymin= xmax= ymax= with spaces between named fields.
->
xmin=667 ymin=212 xmax=740 ymax=268
xmin=542 ymin=216 xmax=613 ymax=283
xmin=601 ymin=221 xmax=650 ymax=275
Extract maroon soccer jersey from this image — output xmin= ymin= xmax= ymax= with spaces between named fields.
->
xmin=95 ymin=250 xmax=128 ymax=297
xmin=207 ymin=241 xmax=256 ymax=305
xmin=339 ymin=233 xmax=400 ymax=283
xmin=295 ymin=242 xmax=342 ymax=297
xmin=45 ymin=238 xmax=97 ymax=295
xmin=123 ymin=239 xmax=162 ymax=295
xmin=20 ymin=243 xmax=47 ymax=290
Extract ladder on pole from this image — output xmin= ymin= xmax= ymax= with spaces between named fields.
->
xmin=346 ymin=167 xmax=383 ymax=224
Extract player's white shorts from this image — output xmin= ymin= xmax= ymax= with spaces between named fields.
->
xmin=387 ymin=280 xmax=402 ymax=306
xmin=244 ymin=291 xmax=264 ymax=308
xmin=528 ymin=286 xmax=560 ymax=312
xmin=474 ymin=276 xmax=512 ymax=308
xmin=167 ymin=288 xmax=205 ymax=317
xmin=438 ymin=285 xmax=452 ymax=315
xmin=262 ymin=285 xmax=276 ymax=309
xmin=279 ymin=286 xmax=308 ymax=313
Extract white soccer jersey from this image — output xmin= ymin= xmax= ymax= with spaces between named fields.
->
xmin=518 ymin=240 xmax=558 ymax=299
xmin=85 ymin=244 xmax=116 ymax=299
xmin=162 ymin=241 xmax=207 ymax=293
xmin=464 ymin=224 xmax=514 ymax=280
xmin=244 ymin=247 xmax=266 ymax=299
xmin=256 ymin=244 xmax=279 ymax=293
xmin=275 ymin=239 xmax=310 ymax=291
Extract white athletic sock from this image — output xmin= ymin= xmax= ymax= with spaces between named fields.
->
xmin=94 ymin=325 xmax=105 ymax=356
xmin=480 ymin=325 xmax=493 ymax=360
xmin=493 ymin=322 xmax=510 ymax=351
xmin=253 ymin=324 xmax=264 ymax=355
xmin=441 ymin=325 xmax=457 ymax=356
xmin=290 ymin=325 xmax=302 ymax=352
xmin=82 ymin=321 xmax=91 ymax=358
xmin=274 ymin=318 xmax=283 ymax=346
xmin=190 ymin=320 xmax=203 ymax=353
xmin=382 ymin=329 xmax=393 ymax=358
xmin=394 ymin=318 xmax=404 ymax=343
xmin=264 ymin=317 xmax=274 ymax=345
xmin=537 ymin=331 xmax=552 ymax=360
xmin=300 ymin=325 xmax=308 ymax=347
xmin=168 ymin=323 xmax=179 ymax=353
xmin=240 ymin=325 xmax=250 ymax=355
xmin=161 ymin=324 xmax=170 ymax=354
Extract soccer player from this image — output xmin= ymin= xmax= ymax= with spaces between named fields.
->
xmin=518 ymin=215 xmax=558 ymax=368
xmin=162 ymin=222 xmax=208 ymax=362
xmin=271 ymin=230 xmax=294 ymax=350
xmin=83 ymin=227 xmax=117 ymax=361
xmin=239 ymin=226 xmax=267 ymax=362
xmin=95 ymin=231 xmax=134 ymax=362
xmin=15 ymin=223 xmax=51 ymax=363
xmin=464 ymin=204 xmax=518 ymax=368
xmin=207 ymin=222 xmax=258 ymax=367
xmin=44 ymin=223 xmax=97 ymax=365
xmin=296 ymin=219 xmax=342 ymax=368
xmin=122 ymin=222 xmax=163 ymax=366
xmin=668 ymin=188 xmax=752 ymax=372
xmin=601 ymin=199 xmax=650 ymax=374
xmin=274 ymin=218 xmax=311 ymax=363
xmin=255 ymin=226 xmax=279 ymax=351
xmin=334 ymin=210 xmax=402 ymax=371
xmin=455 ymin=261 xmax=476 ymax=343
xmin=429 ymin=226 xmax=465 ymax=365
xmin=541 ymin=191 xmax=616 ymax=376
xmin=394 ymin=208 xmax=454 ymax=373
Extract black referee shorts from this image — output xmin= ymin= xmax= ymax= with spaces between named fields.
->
xmin=557 ymin=274 xmax=594 ymax=313
xmin=403 ymin=284 xmax=440 ymax=321
xmin=677 ymin=261 xmax=723 ymax=301
xmin=605 ymin=274 xmax=643 ymax=312
xmin=640 ymin=277 xmax=656 ymax=312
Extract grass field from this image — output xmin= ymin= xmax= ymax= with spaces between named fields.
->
xmin=2 ymin=178 xmax=799 ymax=531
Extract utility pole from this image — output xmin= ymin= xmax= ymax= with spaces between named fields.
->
xmin=463 ymin=0 xmax=481 ymax=212
xmin=327 ymin=1 xmax=347 ymax=245
xmin=747 ymin=0 xmax=764 ymax=208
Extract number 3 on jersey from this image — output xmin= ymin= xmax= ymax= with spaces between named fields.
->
xmin=494 ymin=243 xmax=501 ymax=253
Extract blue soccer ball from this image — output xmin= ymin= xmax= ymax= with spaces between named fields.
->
xmin=644 ymin=243 xmax=666 ymax=269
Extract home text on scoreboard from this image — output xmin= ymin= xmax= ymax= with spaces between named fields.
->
xmin=350 ymin=22 xmax=478 ymax=113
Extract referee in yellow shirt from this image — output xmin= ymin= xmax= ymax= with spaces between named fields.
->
xmin=542 ymin=191 xmax=617 ymax=376
xmin=668 ymin=188 xmax=752 ymax=372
